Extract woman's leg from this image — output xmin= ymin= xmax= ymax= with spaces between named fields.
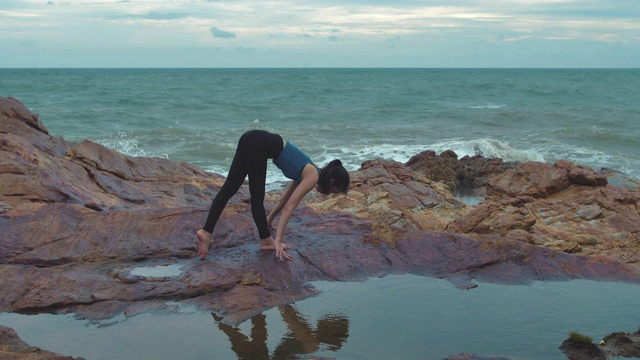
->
xmin=198 ymin=138 xmax=249 ymax=259
xmin=202 ymin=154 xmax=248 ymax=233
xmin=246 ymin=154 xmax=270 ymax=239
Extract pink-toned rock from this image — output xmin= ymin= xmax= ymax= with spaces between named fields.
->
xmin=556 ymin=159 xmax=608 ymax=187
xmin=487 ymin=162 xmax=571 ymax=199
xmin=0 ymin=99 xmax=226 ymax=213
xmin=308 ymin=158 xmax=468 ymax=232
xmin=1 ymin=96 xmax=640 ymax=330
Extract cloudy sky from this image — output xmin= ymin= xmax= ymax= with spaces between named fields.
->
xmin=1 ymin=0 xmax=638 ymax=68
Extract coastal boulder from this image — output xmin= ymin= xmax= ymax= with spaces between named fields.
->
xmin=455 ymin=155 xmax=517 ymax=191
xmin=307 ymin=157 xmax=469 ymax=233
xmin=600 ymin=330 xmax=640 ymax=358
xmin=559 ymin=337 xmax=607 ymax=360
xmin=486 ymin=162 xmax=571 ymax=199
xmin=405 ymin=149 xmax=460 ymax=189
xmin=0 ymin=96 xmax=226 ymax=213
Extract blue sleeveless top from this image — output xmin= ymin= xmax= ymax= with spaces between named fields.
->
xmin=273 ymin=141 xmax=317 ymax=182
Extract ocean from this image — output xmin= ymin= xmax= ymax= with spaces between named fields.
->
xmin=1 ymin=68 xmax=639 ymax=186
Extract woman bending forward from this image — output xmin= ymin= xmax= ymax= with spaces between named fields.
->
xmin=196 ymin=130 xmax=350 ymax=261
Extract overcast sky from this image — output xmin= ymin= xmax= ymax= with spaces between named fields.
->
xmin=1 ymin=0 xmax=638 ymax=68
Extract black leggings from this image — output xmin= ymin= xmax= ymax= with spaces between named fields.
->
xmin=203 ymin=130 xmax=283 ymax=239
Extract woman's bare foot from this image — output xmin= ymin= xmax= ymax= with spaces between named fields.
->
xmin=260 ymin=238 xmax=292 ymax=251
xmin=196 ymin=229 xmax=212 ymax=259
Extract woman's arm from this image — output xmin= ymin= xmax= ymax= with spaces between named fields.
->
xmin=272 ymin=164 xmax=319 ymax=261
xmin=267 ymin=181 xmax=298 ymax=228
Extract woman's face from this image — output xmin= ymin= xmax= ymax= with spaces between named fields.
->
xmin=316 ymin=183 xmax=329 ymax=195
xmin=316 ymin=183 xmax=343 ymax=195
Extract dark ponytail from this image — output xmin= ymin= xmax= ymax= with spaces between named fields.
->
xmin=318 ymin=159 xmax=350 ymax=195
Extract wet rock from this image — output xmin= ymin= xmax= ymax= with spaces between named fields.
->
xmin=406 ymin=149 xmax=460 ymax=189
xmin=601 ymin=168 xmax=640 ymax=191
xmin=560 ymin=327 xmax=640 ymax=359
xmin=600 ymin=330 xmax=640 ymax=358
xmin=559 ymin=338 xmax=607 ymax=360
xmin=455 ymin=155 xmax=518 ymax=191
xmin=0 ymin=325 xmax=84 ymax=359
xmin=2 ymin=96 xmax=640 ymax=329
xmin=405 ymin=151 xmax=517 ymax=193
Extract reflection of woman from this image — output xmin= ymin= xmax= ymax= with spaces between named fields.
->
xmin=197 ymin=130 xmax=350 ymax=261
xmin=212 ymin=313 xmax=269 ymax=360
xmin=212 ymin=305 xmax=349 ymax=359
xmin=273 ymin=305 xmax=350 ymax=357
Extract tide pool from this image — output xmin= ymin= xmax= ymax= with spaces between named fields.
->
xmin=1 ymin=275 xmax=639 ymax=359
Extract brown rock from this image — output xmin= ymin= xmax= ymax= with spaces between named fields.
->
xmin=560 ymin=327 xmax=640 ymax=360
xmin=406 ymin=149 xmax=460 ymax=189
xmin=556 ymin=159 xmax=608 ymax=187
xmin=455 ymin=155 xmax=517 ymax=190
xmin=600 ymin=330 xmax=640 ymax=358
xmin=559 ymin=338 xmax=607 ymax=360
xmin=2 ymin=96 xmax=640 ymax=329
xmin=487 ymin=162 xmax=571 ymax=199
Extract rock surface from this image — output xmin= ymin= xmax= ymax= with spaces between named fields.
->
xmin=559 ymin=327 xmax=640 ymax=359
xmin=1 ymin=96 xmax=640 ymax=336
xmin=559 ymin=338 xmax=607 ymax=360
xmin=599 ymin=329 xmax=640 ymax=358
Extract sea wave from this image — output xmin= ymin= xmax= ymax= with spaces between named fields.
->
xmin=455 ymin=103 xmax=507 ymax=110
xmin=334 ymin=138 xmax=545 ymax=168
xmin=98 ymin=132 xmax=169 ymax=159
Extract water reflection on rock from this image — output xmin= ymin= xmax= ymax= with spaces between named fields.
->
xmin=213 ymin=304 xmax=349 ymax=360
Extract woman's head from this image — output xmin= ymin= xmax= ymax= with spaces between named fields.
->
xmin=317 ymin=159 xmax=350 ymax=195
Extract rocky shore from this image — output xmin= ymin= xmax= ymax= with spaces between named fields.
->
xmin=1 ymin=96 xmax=639 ymax=359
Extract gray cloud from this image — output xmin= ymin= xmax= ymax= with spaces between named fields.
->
xmin=102 ymin=11 xmax=189 ymax=20
xmin=210 ymin=27 xmax=236 ymax=39
xmin=1 ymin=0 xmax=637 ymax=67
xmin=143 ymin=12 xmax=188 ymax=20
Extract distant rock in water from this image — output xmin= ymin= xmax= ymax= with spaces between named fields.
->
xmin=558 ymin=327 xmax=640 ymax=360
xmin=559 ymin=337 xmax=607 ymax=360
xmin=1 ymin=95 xmax=640 ymax=331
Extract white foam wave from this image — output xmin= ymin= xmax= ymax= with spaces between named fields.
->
xmin=332 ymin=139 xmax=545 ymax=169
xmin=99 ymin=132 xmax=169 ymax=159
xmin=432 ymin=139 xmax=546 ymax=163
xmin=202 ymin=138 xmax=640 ymax=187
xmin=456 ymin=103 xmax=507 ymax=109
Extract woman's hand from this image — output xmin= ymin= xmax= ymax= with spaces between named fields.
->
xmin=274 ymin=239 xmax=292 ymax=262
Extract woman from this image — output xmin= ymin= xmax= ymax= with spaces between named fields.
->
xmin=196 ymin=129 xmax=350 ymax=261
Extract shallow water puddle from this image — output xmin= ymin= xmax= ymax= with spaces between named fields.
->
xmin=129 ymin=264 xmax=184 ymax=277
xmin=453 ymin=189 xmax=484 ymax=206
xmin=2 ymin=275 xmax=640 ymax=360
